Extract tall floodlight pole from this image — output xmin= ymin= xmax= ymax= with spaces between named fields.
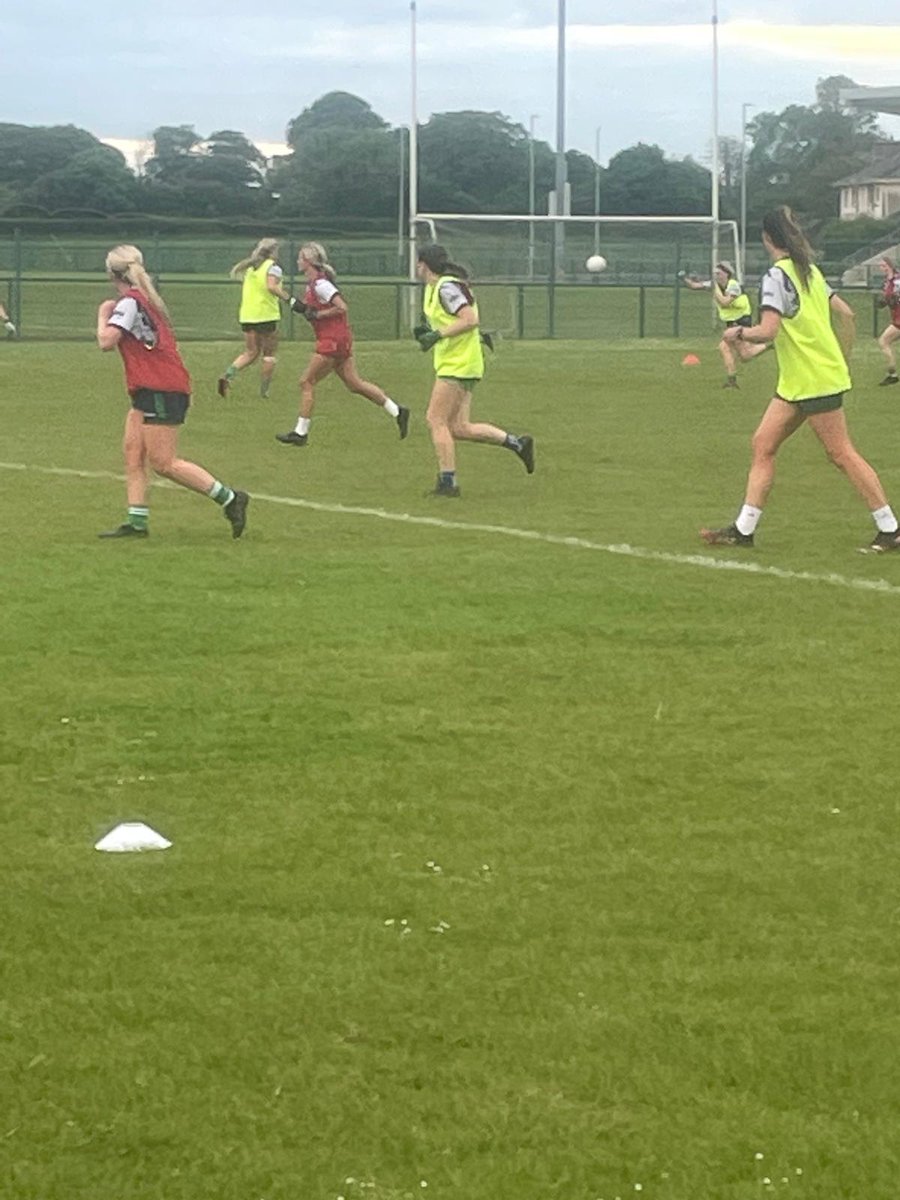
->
xmin=553 ymin=0 xmax=568 ymax=271
xmin=740 ymin=102 xmax=754 ymax=279
xmin=711 ymin=0 xmax=720 ymax=309
xmin=528 ymin=113 xmax=538 ymax=280
xmin=398 ymin=125 xmax=406 ymax=269
xmin=407 ymin=2 xmax=419 ymax=324
xmin=593 ymin=125 xmax=602 ymax=255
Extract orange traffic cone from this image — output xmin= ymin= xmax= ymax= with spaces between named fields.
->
xmin=682 ymin=353 xmax=701 ymax=366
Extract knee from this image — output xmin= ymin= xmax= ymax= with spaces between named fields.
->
xmin=448 ymin=421 xmax=469 ymax=440
xmin=750 ymin=432 xmax=774 ymax=461
xmin=825 ymin=445 xmax=854 ymax=472
xmin=148 ymin=453 xmax=174 ymax=477
xmin=427 ymin=410 xmax=447 ymax=435
xmin=262 ymin=355 xmax=277 ymax=367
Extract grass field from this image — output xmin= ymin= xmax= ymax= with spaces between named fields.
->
xmin=3 ymin=335 xmax=900 ymax=1200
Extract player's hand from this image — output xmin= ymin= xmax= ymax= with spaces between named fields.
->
xmin=289 ymin=296 xmax=309 ymax=316
xmin=416 ymin=329 xmax=441 ymax=351
xmin=412 ymin=321 xmax=431 ymax=341
xmin=480 ymin=331 xmax=495 ymax=353
xmin=304 ymin=309 xmax=319 ymax=323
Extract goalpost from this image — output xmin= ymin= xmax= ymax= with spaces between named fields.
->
xmin=408 ymin=213 xmax=742 ymax=338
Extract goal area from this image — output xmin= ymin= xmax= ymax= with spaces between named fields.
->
xmin=409 ymin=214 xmax=741 ymax=340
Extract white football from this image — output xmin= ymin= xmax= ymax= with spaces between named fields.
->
xmin=585 ymin=255 xmax=607 ymax=273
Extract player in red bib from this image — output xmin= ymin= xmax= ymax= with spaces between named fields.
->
xmin=876 ymin=256 xmax=900 ymax=386
xmin=275 ymin=242 xmax=409 ymax=447
xmin=96 ymin=244 xmax=249 ymax=539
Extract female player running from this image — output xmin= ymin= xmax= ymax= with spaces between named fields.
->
xmin=275 ymin=242 xmax=409 ymax=447
xmin=875 ymin=256 xmax=900 ymax=386
xmin=682 ymin=261 xmax=768 ymax=388
xmin=414 ymin=243 xmax=533 ymax=497
xmin=218 ymin=237 xmax=291 ymax=398
xmin=700 ymin=207 xmax=899 ymax=553
xmin=97 ymin=244 xmax=249 ymax=540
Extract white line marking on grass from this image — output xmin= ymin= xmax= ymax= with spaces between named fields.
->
xmin=4 ymin=460 xmax=900 ymax=599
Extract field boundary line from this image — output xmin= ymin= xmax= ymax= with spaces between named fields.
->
xmin=4 ymin=460 xmax=900 ymax=599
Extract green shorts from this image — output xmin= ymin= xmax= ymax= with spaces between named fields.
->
xmin=132 ymin=389 xmax=190 ymax=426
xmin=437 ymin=375 xmax=480 ymax=390
xmin=779 ymin=393 xmax=844 ymax=416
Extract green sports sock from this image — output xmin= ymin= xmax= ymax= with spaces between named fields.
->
xmin=207 ymin=480 xmax=235 ymax=507
xmin=224 ymin=365 xmax=238 ymax=381
xmin=127 ymin=506 xmax=149 ymax=531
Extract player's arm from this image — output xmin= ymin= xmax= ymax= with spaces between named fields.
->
xmin=267 ymin=268 xmax=290 ymax=302
xmin=829 ymin=293 xmax=855 ymax=363
xmin=723 ymin=309 xmax=780 ymax=344
xmin=96 ymin=299 xmax=123 ymax=351
xmin=435 ymin=303 xmax=479 ymax=339
xmin=308 ymin=293 xmax=348 ymax=321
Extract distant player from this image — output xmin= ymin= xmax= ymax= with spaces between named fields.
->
xmin=218 ymin=238 xmax=291 ymax=398
xmin=414 ymin=243 xmax=533 ymax=497
xmin=0 ymin=301 xmax=16 ymax=338
xmin=875 ymin=256 xmax=900 ymax=386
xmin=682 ymin=261 xmax=769 ymax=388
xmin=700 ymin=207 xmax=900 ymax=553
xmin=275 ymin=242 xmax=409 ymax=447
xmin=97 ymin=244 xmax=249 ymax=540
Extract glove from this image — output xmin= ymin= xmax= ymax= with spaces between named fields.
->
xmin=480 ymin=332 xmax=495 ymax=353
xmin=416 ymin=329 xmax=441 ymax=352
xmin=412 ymin=319 xmax=430 ymax=341
xmin=289 ymin=296 xmax=309 ymax=317
xmin=3 ymin=320 xmax=16 ymax=337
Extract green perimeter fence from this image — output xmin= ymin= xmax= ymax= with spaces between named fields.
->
xmin=0 ymin=229 xmax=887 ymax=342
xmin=0 ymin=274 xmax=886 ymax=344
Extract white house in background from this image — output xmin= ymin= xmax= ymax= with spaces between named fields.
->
xmin=834 ymin=143 xmax=900 ymax=221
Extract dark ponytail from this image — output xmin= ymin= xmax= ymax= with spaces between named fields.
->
xmin=761 ymin=206 xmax=815 ymax=290
xmin=417 ymin=243 xmax=470 ymax=281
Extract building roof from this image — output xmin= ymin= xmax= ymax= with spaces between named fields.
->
xmin=834 ymin=142 xmax=900 ymax=186
xmin=841 ymin=87 xmax=900 ymax=118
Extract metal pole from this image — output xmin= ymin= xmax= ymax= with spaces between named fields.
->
xmin=710 ymin=0 xmax=720 ymax=320
xmin=398 ymin=126 xmax=406 ymax=271
xmin=740 ymin=102 xmax=754 ymax=280
xmin=553 ymin=0 xmax=567 ymax=271
xmin=549 ymin=0 xmax=567 ymax=334
xmin=593 ymin=125 xmax=601 ymax=256
xmin=528 ymin=113 xmax=538 ymax=281
xmin=407 ymin=2 xmax=419 ymax=326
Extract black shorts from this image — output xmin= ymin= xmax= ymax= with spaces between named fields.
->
xmin=777 ymin=392 xmax=844 ymax=416
xmin=241 ymin=321 xmax=278 ymax=334
xmin=725 ymin=316 xmax=752 ymax=329
xmin=131 ymin=389 xmax=190 ymax=426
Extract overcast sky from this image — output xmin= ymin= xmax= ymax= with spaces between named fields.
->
xmin=5 ymin=2 xmax=900 ymax=164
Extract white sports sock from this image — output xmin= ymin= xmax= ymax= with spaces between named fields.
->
xmin=872 ymin=505 xmax=899 ymax=533
xmin=383 ymin=398 xmax=400 ymax=418
xmin=735 ymin=504 xmax=763 ymax=536
xmin=294 ymin=416 xmax=311 ymax=436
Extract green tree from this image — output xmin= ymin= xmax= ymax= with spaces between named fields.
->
xmin=24 ymin=145 xmax=137 ymax=213
xmin=286 ymin=92 xmax=388 ymax=148
xmin=0 ymin=123 xmax=111 ymax=191
xmin=745 ymin=75 xmax=883 ymax=224
xmin=418 ymin=110 xmax=539 ymax=213
xmin=602 ymin=144 xmax=709 ymax=215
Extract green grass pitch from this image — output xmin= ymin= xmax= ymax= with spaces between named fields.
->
xmin=3 ymin=334 xmax=900 ymax=1200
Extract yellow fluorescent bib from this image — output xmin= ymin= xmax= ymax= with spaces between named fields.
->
xmin=423 ymin=276 xmax=484 ymax=379
xmin=239 ymin=259 xmax=281 ymax=323
xmin=771 ymin=259 xmax=851 ymax=402
xmin=719 ymin=285 xmax=751 ymax=323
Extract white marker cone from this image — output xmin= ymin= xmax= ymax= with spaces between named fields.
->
xmin=95 ymin=822 xmax=172 ymax=853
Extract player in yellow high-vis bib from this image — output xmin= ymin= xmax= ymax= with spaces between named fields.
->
xmin=682 ymin=261 xmax=769 ymax=388
xmin=414 ymin=244 xmax=534 ymax=497
xmin=218 ymin=238 xmax=291 ymax=398
xmin=701 ymin=206 xmax=900 ymax=553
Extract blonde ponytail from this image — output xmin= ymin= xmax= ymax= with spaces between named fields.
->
xmin=230 ymin=237 xmax=280 ymax=279
xmin=300 ymin=241 xmax=337 ymax=282
xmin=105 ymin=244 xmax=169 ymax=319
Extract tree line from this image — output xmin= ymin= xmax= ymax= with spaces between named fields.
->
xmin=0 ymin=77 xmax=885 ymax=229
